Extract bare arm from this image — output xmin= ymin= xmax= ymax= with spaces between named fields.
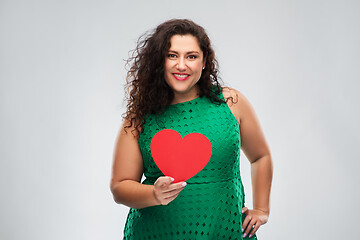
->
xmin=237 ymin=91 xmax=273 ymax=215
xmin=110 ymin=119 xmax=160 ymax=209
xmin=225 ymin=87 xmax=273 ymax=237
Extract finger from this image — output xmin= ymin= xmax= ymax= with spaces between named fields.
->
xmin=163 ymin=187 xmax=182 ymax=197
xmin=244 ymin=217 xmax=257 ymax=237
xmin=158 ymin=176 xmax=175 ymax=188
xmin=242 ymin=206 xmax=248 ymax=214
xmin=163 ymin=191 xmax=180 ymax=203
xmin=173 ymin=181 xmax=187 ymax=189
xmin=248 ymin=221 xmax=261 ymax=238
xmin=165 ymin=176 xmax=174 ymax=185
xmin=164 ymin=190 xmax=180 ymax=199
xmin=163 ymin=191 xmax=180 ymax=205
xmin=166 ymin=185 xmax=185 ymax=197
xmin=163 ymin=182 xmax=187 ymax=192
xmin=242 ymin=215 xmax=252 ymax=231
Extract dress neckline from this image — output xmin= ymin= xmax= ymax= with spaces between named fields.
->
xmin=167 ymin=95 xmax=202 ymax=107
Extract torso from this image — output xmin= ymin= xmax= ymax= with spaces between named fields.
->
xmin=124 ymin=85 xmax=251 ymax=239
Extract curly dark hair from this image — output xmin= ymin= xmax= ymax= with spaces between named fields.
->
xmin=122 ymin=18 xmax=232 ymax=137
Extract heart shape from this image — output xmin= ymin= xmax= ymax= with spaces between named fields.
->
xmin=150 ymin=129 xmax=212 ymax=183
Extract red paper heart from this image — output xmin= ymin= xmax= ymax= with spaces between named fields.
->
xmin=150 ymin=129 xmax=212 ymax=183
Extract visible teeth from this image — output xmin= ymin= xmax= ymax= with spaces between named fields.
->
xmin=174 ymin=74 xmax=188 ymax=77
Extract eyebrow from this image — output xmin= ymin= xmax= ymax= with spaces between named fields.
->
xmin=168 ymin=50 xmax=201 ymax=54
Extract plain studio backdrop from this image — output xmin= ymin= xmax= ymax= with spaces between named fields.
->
xmin=1 ymin=0 xmax=359 ymax=239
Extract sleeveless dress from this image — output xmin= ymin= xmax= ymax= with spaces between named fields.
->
xmin=123 ymin=87 xmax=258 ymax=240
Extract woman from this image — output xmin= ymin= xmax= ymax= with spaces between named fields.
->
xmin=110 ymin=19 xmax=273 ymax=239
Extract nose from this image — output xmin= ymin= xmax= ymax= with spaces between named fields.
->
xmin=176 ymin=57 xmax=187 ymax=71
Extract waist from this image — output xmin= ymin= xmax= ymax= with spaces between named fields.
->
xmin=142 ymin=174 xmax=242 ymax=185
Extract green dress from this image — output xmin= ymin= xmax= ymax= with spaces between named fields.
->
xmin=123 ymin=87 xmax=257 ymax=240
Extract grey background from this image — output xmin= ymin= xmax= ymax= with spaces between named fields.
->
xmin=1 ymin=0 xmax=359 ymax=239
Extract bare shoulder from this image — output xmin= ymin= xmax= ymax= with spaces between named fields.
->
xmin=221 ymin=86 xmax=252 ymax=122
xmin=222 ymin=85 xmax=246 ymax=99
xmin=221 ymin=86 xmax=240 ymax=123
xmin=223 ymin=86 xmax=251 ymax=105
xmin=221 ymin=86 xmax=237 ymax=103
xmin=122 ymin=113 xmax=143 ymax=139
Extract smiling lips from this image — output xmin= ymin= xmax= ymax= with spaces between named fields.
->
xmin=173 ymin=73 xmax=190 ymax=81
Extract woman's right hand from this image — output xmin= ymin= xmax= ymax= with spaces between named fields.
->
xmin=153 ymin=176 xmax=187 ymax=205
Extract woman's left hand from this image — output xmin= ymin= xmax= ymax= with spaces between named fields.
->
xmin=241 ymin=206 xmax=269 ymax=238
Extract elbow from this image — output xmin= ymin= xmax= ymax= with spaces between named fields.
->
xmin=111 ymin=189 xmax=120 ymax=204
xmin=112 ymin=196 xmax=122 ymax=204
xmin=110 ymin=182 xmax=122 ymax=204
xmin=251 ymin=153 xmax=272 ymax=164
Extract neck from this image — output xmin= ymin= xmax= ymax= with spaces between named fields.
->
xmin=170 ymin=86 xmax=200 ymax=105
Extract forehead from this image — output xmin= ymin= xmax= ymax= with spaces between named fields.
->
xmin=169 ymin=34 xmax=202 ymax=53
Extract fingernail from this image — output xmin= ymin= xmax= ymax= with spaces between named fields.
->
xmin=242 ymin=209 xmax=245 ymax=213
xmin=171 ymin=177 xmax=174 ymax=181
xmin=182 ymin=182 xmax=187 ymax=188
xmin=243 ymin=233 xmax=246 ymax=238
xmin=249 ymin=234 xmax=252 ymax=238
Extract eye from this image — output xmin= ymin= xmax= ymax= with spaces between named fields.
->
xmin=188 ymin=55 xmax=198 ymax=60
xmin=167 ymin=53 xmax=177 ymax=58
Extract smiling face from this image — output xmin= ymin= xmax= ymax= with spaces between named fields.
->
xmin=164 ymin=34 xmax=205 ymax=103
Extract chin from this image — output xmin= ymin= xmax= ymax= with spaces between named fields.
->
xmin=172 ymin=88 xmax=190 ymax=94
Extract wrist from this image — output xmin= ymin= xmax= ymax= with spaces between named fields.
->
xmin=153 ymin=186 xmax=161 ymax=206
xmin=253 ymin=207 xmax=270 ymax=216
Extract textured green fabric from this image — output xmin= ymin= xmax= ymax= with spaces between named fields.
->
xmin=123 ymin=87 xmax=258 ymax=240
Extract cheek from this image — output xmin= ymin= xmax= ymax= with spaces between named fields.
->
xmin=164 ymin=60 xmax=173 ymax=72
xmin=164 ymin=62 xmax=172 ymax=81
xmin=191 ymin=62 xmax=203 ymax=73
